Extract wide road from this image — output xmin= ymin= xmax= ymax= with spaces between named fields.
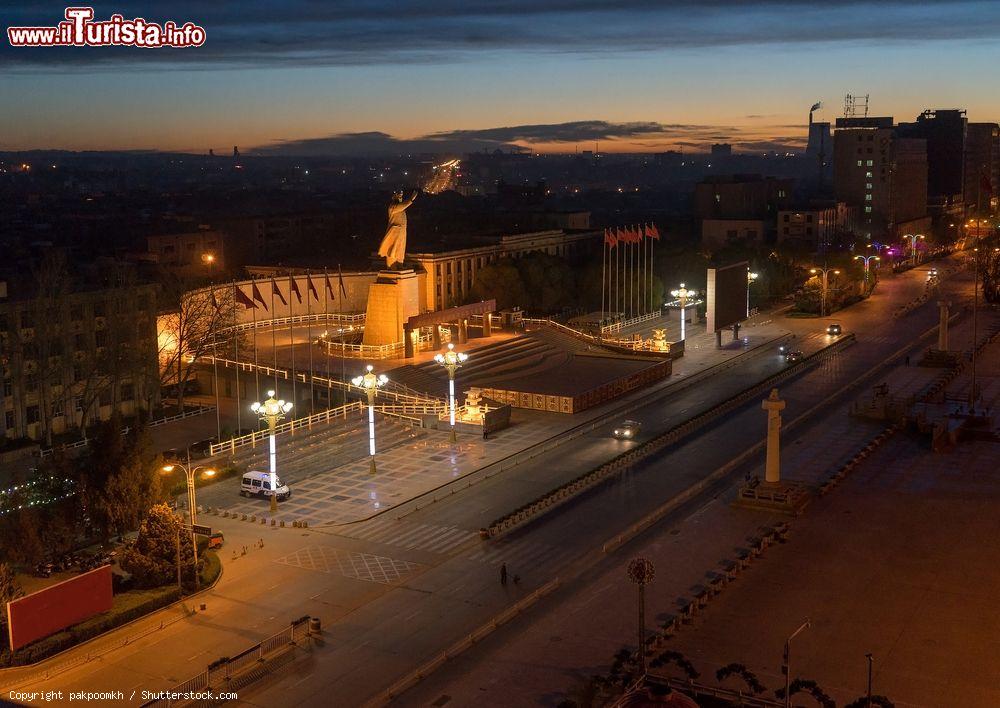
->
xmin=19 ymin=260 xmax=954 ymax=706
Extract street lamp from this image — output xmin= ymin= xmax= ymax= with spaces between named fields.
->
xmin=251 ymin=390 xmax=293 ymax=513
xmin=161 ymin=456 xmax=216 ymax=589
xmin=670 ymin=283 xmax=697 ymax=341
xmin=434 ymin=343 xmax=468 ymax=442
xmin=854 ymin=254 xmax=880 ymax=292
xmin=352 ymin=365 xmax=388 ymax=474
xmin=808 ymin=266 xmax=840 ymax=317
xmin=782 ymin=619 xmax=811 ymax=708
xmin=747 ymin=271 xmax=759 ymax=318
xmin=904 ymin=233 xmax=924 ymax=266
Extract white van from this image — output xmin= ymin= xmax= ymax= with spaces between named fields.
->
xmin=240 ymin=471 xmax=291 ymax=501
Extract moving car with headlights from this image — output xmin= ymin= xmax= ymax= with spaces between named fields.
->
xmin=826 ymin=323 xmax=842 ymax=336
xmin=240 ymin=471 xmax=291 ymax=501
xmin=784 ymin=350 xmax=803 ymax=363
xmin=612 ymin=420 xmax=642 ymax=439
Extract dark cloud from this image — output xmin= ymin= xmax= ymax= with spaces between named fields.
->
xmin=250 ymin=120 xmax=805 ymax=155
xmin=3 ymin=1 xmax=998 ymax=70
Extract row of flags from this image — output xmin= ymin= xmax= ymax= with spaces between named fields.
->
xmin=603 ymin=223 xmax=660 ymax=247
xmin=215 ymin=270 xmax=348 ymax=312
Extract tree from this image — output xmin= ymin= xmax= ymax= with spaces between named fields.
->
xmin=775 ymin=678 xmax=835 ymax=708
xmin=157 ymin=275 xmax=235 ymax=413
xmin=468 ymin=257 xmax=529 ymax=311
xmin=716 ymin=662 xmax=767 ymax=695
xmin=121 ymin=503 xmax=195 ymax=589
xmin=0 ymin=562 xmax=24 ymax=636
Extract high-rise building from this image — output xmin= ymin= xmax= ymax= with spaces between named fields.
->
xmin=833 ymin=116 xmax=930 ymax=240
xmin=965 ymin=122 xmax=1000 ymax=215
xmin=896 ymin=109 xmax=967 ymax=214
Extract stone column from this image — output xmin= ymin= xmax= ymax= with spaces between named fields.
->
xmin=458 ymin=318 xmax=468 ymax=344
xmin=482 ymin=313 xmax=492 ymax=338
xmin=938 ymin=301 xmax=950 ymax=351
xmin=403 ymin=324 xmax=414 ymax=359
xmin=432 ymin=325 xmax=441 ymax=349
xmin=762 ymin=388 xmax=786 ymax=485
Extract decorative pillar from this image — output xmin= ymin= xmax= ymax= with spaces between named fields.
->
xmin=432 ymin=325 xmax=442 ymax=349
xmin=938 ymin=301 xmax=950 ymax=351
xmin=762 ymin=388 xmax=786 ymax=485
xmin=458 ymin=318 xmax=468 ymax=344
xmin=403 ymin=324 xmax=415 ymax=359
xmin=482 ymin=313 xmax=492 ymax=338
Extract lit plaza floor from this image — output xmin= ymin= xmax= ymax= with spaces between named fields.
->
xmin=191 ymin=316 xmax=794 ymax=528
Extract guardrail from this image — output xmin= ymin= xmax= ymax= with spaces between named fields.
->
xmin=600 ymin=310 xmax=663 ymax=334
xmin=482 ymin=334 xmax=857 ymax=538
xmin=209 ymin=402 xmax=361 ymax=456
xmin=142 ymin=616 xmax=314 ymax=707
xmin=224 ymin=312 xmax=365 ymax=334
xmin=39 ymin=406 xmax=215 ymax=458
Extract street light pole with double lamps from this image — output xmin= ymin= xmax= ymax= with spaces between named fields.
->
xmin=251 ymin=390 xmax=293 ymax=514
xmin=854 ymin=254 xmax=880 ymax=292
xmin=352 ymin=365 xmax=388 ymax=474
xmin=434 ymin=343 xmax=468 ymax=442
xmin=670 ymin=283 xmax=697 ymax=341
xmin=809 ymin=266 xmax=840 ymax=317
xmin=782 ymin=618 xmax=811 ymax=708
xmin=904 ymin=233 xmax=924 ymax=266
xmin=161 ymin=454 xmax=216 ymax=589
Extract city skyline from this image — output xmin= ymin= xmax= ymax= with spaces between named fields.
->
xmin=3 ymin=1 xmax=1000 ymax=154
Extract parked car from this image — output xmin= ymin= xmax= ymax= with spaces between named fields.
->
xmin=208 ymin=532 xmax=225 ymax=549
xmin=785 ymin=350 xmax=804 ymax=363
xmin=826 ymin=323 xmax=842 ymax=336
xmin=612 ymin=420 xmax=642 ymax=439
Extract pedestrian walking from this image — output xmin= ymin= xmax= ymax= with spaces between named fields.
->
xmin=483 ymin=428 xmax=488 ymax=440
xmin=500 ymin=562 xmax=508 ymax=585
xmin=905 ymin=355 xmax=910 ymax=366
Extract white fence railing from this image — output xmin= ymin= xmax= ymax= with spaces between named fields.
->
xmin=600 ymin=309 xmax=663 ymax=334
xmin=209 ymin=401 xmax=362 ymax=456
xmin=38 ymin=406 xmax=215 ymax=458
xmin=224 ymin=312 xmax=365 ymax=334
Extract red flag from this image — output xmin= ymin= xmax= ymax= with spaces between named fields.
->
xmin=210 ymin=289 xmax=221 ymax=310
xmin=338 ymin=265 xmax=348 ymax=297
xmin=626 ymin=225 xmax=638 ymax=243
xmin=306 ymin=274 xmax=319 ymax=301
xmin=234 ymin=286 xmax=257 ymax=310
xmin=647 ymin=223 xmax=661 ymax=240
xmin=604 ymin=228 xmax=617 ymax=248
xmin=325 ymin=273 xmax=335 ymax=298
xmin=251 ymin=281 xmax=268 ymax=311
xmin=616 ymin=226 xmax=626 ymax=244
xmin=271 ymin=279 xmax=288 ymax=307
xmin=289 ymin=277 xmax=302 ymax=304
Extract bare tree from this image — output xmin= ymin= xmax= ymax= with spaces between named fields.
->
xmin=157 ymin=275 xmax=236 ymax=413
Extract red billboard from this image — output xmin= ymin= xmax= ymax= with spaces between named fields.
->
xmin=7 ymin=565 xmax=113 ymax=651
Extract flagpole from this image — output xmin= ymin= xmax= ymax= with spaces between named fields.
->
xmin=324 ymin=267 xmax=331 ymax=408
xmin=212 ymin=289 xmax=221 ymax=441
xmin=601 ymin=232 xmax=606 ymax=331
xmin=271 ymin=280 xmax=278 ymax=394
xmin=338 ymin=266 xmax=346 ymax=407
xmin=306 ymin=272 xmax=315 ymax=418
xmin=233 ymin=280 xmax=242 ymax=435
xmin=252 ymin=280 xmax=260 ymax=403
xmin=288 ymin=273 xmax=296 ymax=416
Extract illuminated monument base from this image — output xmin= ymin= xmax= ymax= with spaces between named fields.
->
xmin=362 ymin=268 xmax=423 ymax=347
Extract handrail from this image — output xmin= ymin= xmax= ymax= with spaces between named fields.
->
xmin=223 ymin=312 xmax=365 ymax=334
xmin=209 ymin=402 xmax=361 ymax=456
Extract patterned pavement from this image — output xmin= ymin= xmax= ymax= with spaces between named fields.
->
xmin=274 ymin=546 xmax=422 ymax=584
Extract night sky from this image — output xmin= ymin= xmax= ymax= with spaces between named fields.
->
xmin=3 ymin=1 xmax=999 ymax=154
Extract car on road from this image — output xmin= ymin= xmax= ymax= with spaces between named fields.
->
xmin=826 ymin=323 xmax=842 ymax=336
xmin=784 ymin=350 xmax=804 ymax=363
xmin=612 ymin=420 xmax=642 ymax=439
xmin=189 ymin=438 xmax=218 ymax=458
xmin=240 ymin=470 xmax=291 ymax=501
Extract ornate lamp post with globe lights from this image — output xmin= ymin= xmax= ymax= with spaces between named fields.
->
xmin=352 ymin=365 xmax=388 ymax=474
xmin=251 ymin=390 xmax=292 ymax=514
xmin=627 ymin=557 xmax=655 ymax=675
xmin=670 ymin=283 xmax=697 ymax=341
xmin=434 ymin=343 xmax=468 ymax=442
xmin=747 ymin=270 xmax=759 ymax=318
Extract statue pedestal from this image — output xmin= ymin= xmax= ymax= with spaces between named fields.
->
xmin=363 ymin=269 xmax=422 ymax=347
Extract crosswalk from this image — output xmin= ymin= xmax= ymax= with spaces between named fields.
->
xmin=335 ymin=516 xmax=478 ymax=555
